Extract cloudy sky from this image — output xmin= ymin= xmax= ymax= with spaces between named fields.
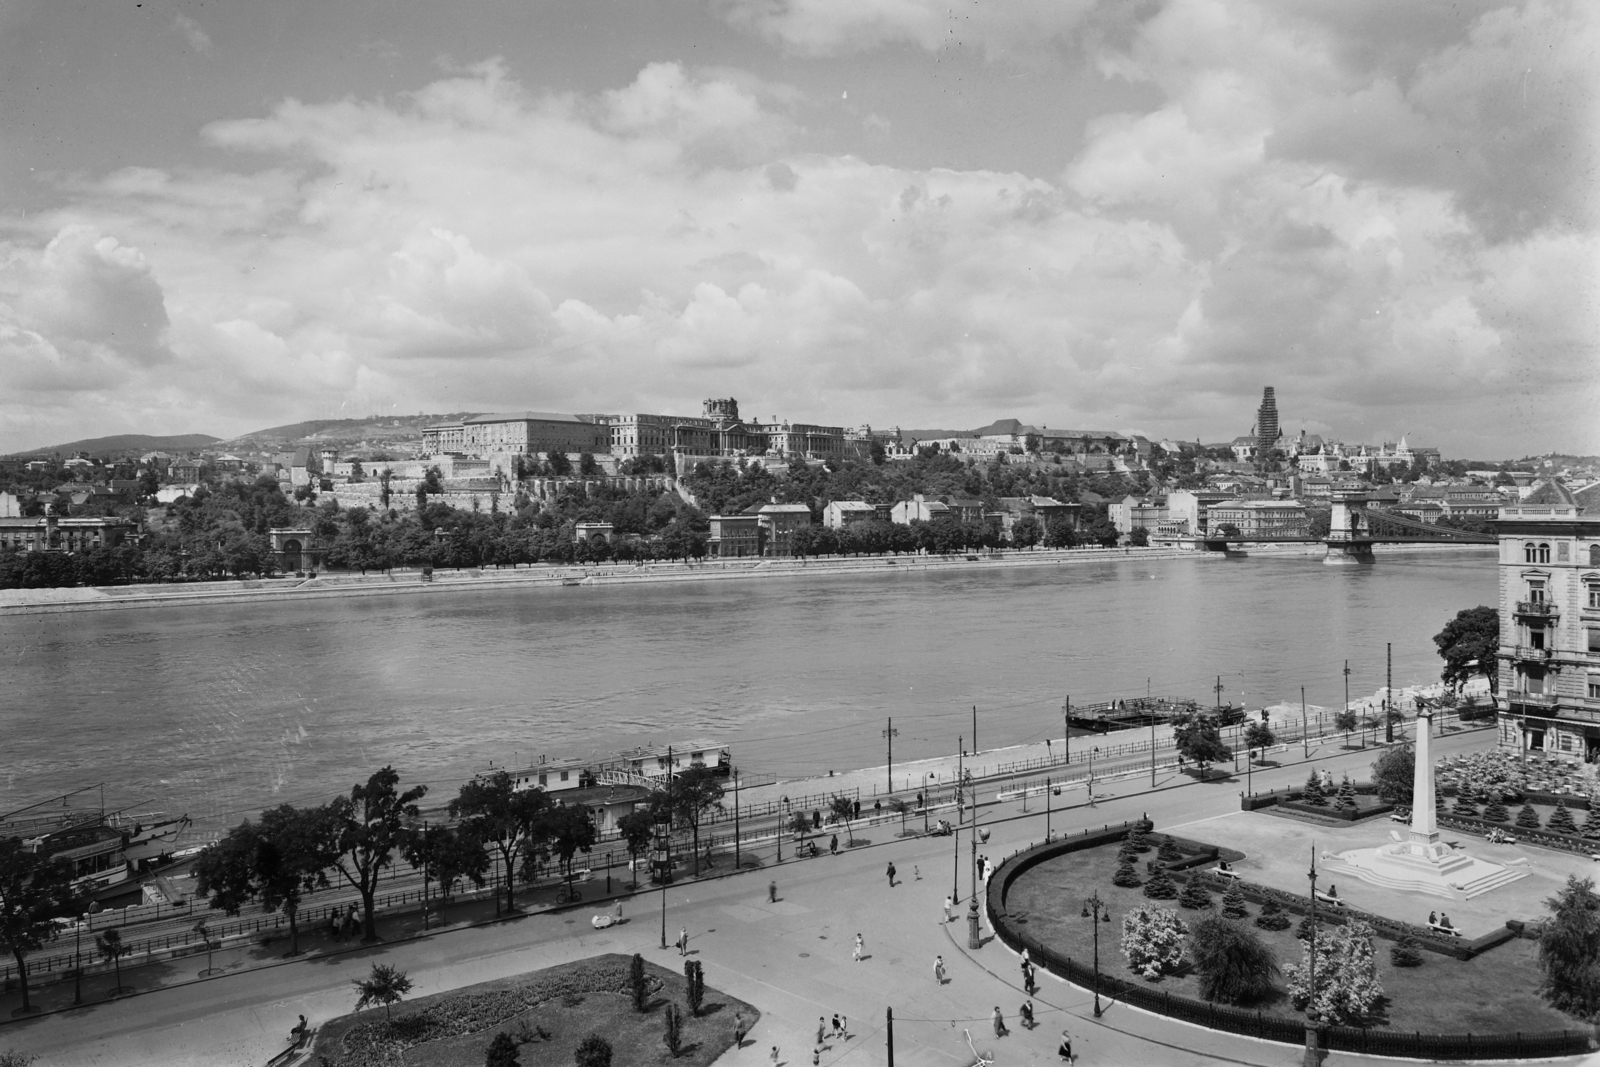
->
xmin=1 ymin=0 xmax=1595 ymax=457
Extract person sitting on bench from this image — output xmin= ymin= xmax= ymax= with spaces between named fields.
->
xmin=290 ymin=1015 xmax=309 ymax=1046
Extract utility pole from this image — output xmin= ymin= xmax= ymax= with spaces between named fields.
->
xmin=733 ymin=770 xmax=741 ymax=871
xmin=954 ymin=736 xmax=963 ymax=903
xmin=1214 ymin=675 xmax=1224 ymax=711
xmin=1343 ymin=659 xmax=1351 ymax=728
xmin=973 ymin=705 xmax=978 ymax=755
xmin=1301 ymin=687 xmax=1309 ymax=758
xmin=1150 ymin=711 xmax=1157 ymax=788
xmin=886 ymin=1006 xmax=895 ymax=1067
xmin=1063 ymin=695 xmax=1071 ymax=766
xmin=1386 ymin=642 xmax=1394 ymax=743
xmin=884 ymin=718 xmax=898 ymax=795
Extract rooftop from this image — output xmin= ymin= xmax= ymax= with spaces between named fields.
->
xmin=462 ymin=412 xmax=595 ymax=425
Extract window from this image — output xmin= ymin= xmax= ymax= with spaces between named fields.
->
xmin=1589 ymin=583 xmax=1600 ymax=609
xmin=1590 ymin=629 xmax=1600 ymax=654
xmin=1529 ymin=580 xmax=1547 ymax=603
xmin=1591 ymin=545 xmax=1600 ymax=566
xmin=1526 ymin=542 xmax=1540 ymax=563
xmin=1561 ymin=733 xmax=1576 ymax=752
xmin=1590 ymin=680 xmax=1600 ymax=700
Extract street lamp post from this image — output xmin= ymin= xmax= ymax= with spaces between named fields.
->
xmin=1247 ymin=749 xmax=1255 ymax=796
xmin=953 ymin=737 xmax=963 ymax=903
xmin=1305 ymin=845 xmax=1321 ymax=1064
xmin=884 ymin=719 xmax=898 ymax=796
xmin=1081 ymin=892 xmax=1112 ymax=1017
xmin=73 ymin=918 xmax=83 ymax=1005
xmin=1301 ymin=686 xmax=1309 ymax=758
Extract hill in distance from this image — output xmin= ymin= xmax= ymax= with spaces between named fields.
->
xmin=7 ymin=433 xmax=221 ymax=458
xmin=221 ymin=413 xmax=477 ymax=451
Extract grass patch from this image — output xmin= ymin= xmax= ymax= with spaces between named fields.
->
xmin=1005 ymin=841 xmax=1577 ymax=1034
xmin=311 ymin=953 xmax=757 ymax=1067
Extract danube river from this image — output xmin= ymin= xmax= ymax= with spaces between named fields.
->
xmin=0 ymin=549 xmax=1493 ymax=834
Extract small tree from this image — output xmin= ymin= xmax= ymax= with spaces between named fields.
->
xmin=401 ymin=822 xmax=489 ymax=924
xmin=618 ymin=810 xmax=656 ymax=886
xmin=1582 ymin=806 xmax=1600 ymax=839
xmin=194 ymin=804 xmax=334 ymax=957
xmin=1127 ymin=826 xmax=1150 ymax=853
xmin=1334 ymin=775 xmax=1358 ymax=811
xmin=1243 ymin=721 xmax=1275 ymax=753
xmin=1390 ymin=933 xmax=1424 ymax=968
xmin=574 ymin=1034 xmax=613 ymax=1067
xmin=1143 ymin=868 xmax=1178 ymax=900
xmin=0 ymin=837 xmax=83 ymax=1013
xmin=663 ymin=1002 xmax=684 ymax=1057
xmin=1112 ymin=860 xmax=1142 ymax=887
xmin=1300 ymin=771 xmax=1327 ymax=807
xmin=353 ymin=962 xmax=412 ymax=1022
xmin=1190 ymin=916 xmax=1279 ymax=1005
xmin=485 ymin=1031 xmax=520 ymax=1067
xmin=1121 ymin=905 xmax=1187 ymax=979
xmin=1157 ymin=838 xmax=1182 ymax=863
xmin=1539 ymin=875 xmax=1600 ymax=1018
xmin=1287 ymin=920 xmax=1384 ymax=1025
xmin=629 ymin=952 xmax=648 ymax=1013
xmin=1549 ymin=801 xmax=1579 ymax=835
xmin=0 ymin=1051 xmax=38 ymax=1067
xmin=1178 ymin=878 xmax=1213 ymax=910
xmin=1370 ymin=743 xmax=1415 ymax=805
xmin=1516 ymin=803 xmax=1543 ymax=830
xmin=326 ymin=767 xmax=428 ymax=941
xmin=1254 ymin=899 xmax=1291 ymax=931
xmin=888 ymin=797 xmax=911 ymax=835
xmin=1334 ymin=708 xmax=1359 ymax=745
xmin=96 ymin=928 xmax=131 ymax=995
xmin=829 ymin=795 xmax=856 ymax=846
xmin=1174 ymin=715 xmax=1232 ymax=780
xmin=668 ymin=767 xmax=725 ymax=877
xmin=1483 ymin=796 xmax=1510 ymax=823
xmin=1433 ymin=605 xmax=1499 ymax=694
xmin=1220 ymin=879 xmax=1248 ymax=919
xmin=451 ymin=770 xmax=548 ymax=913
xmin=1453 ymin=794 xmax=1479 ymax=817
xmin=684 ymin=959 xmax=705 ymax=1016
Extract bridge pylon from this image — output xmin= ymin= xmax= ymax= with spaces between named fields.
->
xmin=1324 ymin=489 xmax=1375 ymax=565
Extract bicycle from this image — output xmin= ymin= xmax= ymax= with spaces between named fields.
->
xmin=555 ymin=883 xmax=583 ymax=905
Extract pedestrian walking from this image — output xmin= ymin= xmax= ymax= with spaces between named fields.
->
xmin=1020 ymin=1000 xmax=1035 ymax=1029
xmin=1058 ymin=1030 xmax=1074 ymax=1061
xmin=886 ymin=861 xmax=897 ymax=887
xmin=733 ymin=1011 xmax=746 ymax=1046
xmin=328 ymin=910 xmax=340 ymax=942
xmin=812 ymin=1048 xmax=820 ymax=1066
xmin=914 ymin=864 xmax=921 ymax=881
xmin=341 ymin=903 xmax=357 ymax=941
xmin=934 ymin=955 xmax=946 ymax=984
xmin=853 ymin=933 xmax=863 ymax=962
xmin=769 ymin=880 xmax=777 ymax=903
xmin=829 ymin=834 xmax=838 ymax=856
xmin=1022 ymin=961 xmax=1034 ymax=993
xmin=613 ymin=899 xmax=623 ymax=922
xmin=943 ymin=895 xmax=953 ymax=922
xmin=771 ymin=1045 xmax=780 ymax=1065
xmin=831 ymin=1013 xmax=841 ymax=1038
xmin=817 ymin=1017 xmax=827 ymax=1046
xmin=678 ymin=927 xmax=688 ymax=956
xmin=992 ymin=1006 xmax=1008 ymax=1038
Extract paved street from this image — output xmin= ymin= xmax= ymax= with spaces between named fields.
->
xmin=7 ymin=725 xmax=1591 ymax=1067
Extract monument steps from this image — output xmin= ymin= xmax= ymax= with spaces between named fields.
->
xmin=1326 ymin=855 xmax=1528 ymax=900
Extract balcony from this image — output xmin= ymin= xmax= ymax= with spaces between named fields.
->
xmin=1507 ymin=691 xmax=1558 ymax=708
xmin=1515 ymin=600 xmax=1559 ymax=618
xmin=1514 ymin=645 xmax=1552 ymax=663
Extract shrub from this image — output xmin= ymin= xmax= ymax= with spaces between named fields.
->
xmin=1516 ymin=803 xmax=1543 ymax=830
xmin=1157 ymin=838 xmax=1183 ymax=863
xmin=1301 ymin=772 xmax=1327 ymax=807
xmin=574 ymin=1034 xmax=613 ymax=1067
xmin=486 ymin=1031 xmax=520 ymax=1067
xmin=1453 ymin=795 xmax=1478 ymax=817
xmin=1334 ymin=776 xmax=1357 ymax=810
xmin=663 ymin=1002 xmax=683 ymax=1057
xmin=1254 ymin=899 xmax=1291 ymax=931
xmin=630 ymin=953 xmax=647 ymax=1012
xmin=684 ymin=960 xmax=704 ymax=1016
xmin=1483 ymin=797 xmax=1510 ymax=823
xmin=1143 ymin=868 xmax=1178 ymax=900
xmin=1120 ymin=905 xmax=1187 ymax=979
xmin=1128 ymin=827 xmax=1150 ymax=853
xmin=1177 ymin=878 xmax=1212 ymax=910
xmin=1117 ymin=840 xmax=1138 ymax=864
xmin=1220 ymin=879 xmax=1248 ymax=919
xmin=1583 ymin=806 xmax=1600 ymax=839
xmin=1390 ymin=934 xmax=1423 ymax=968
xmin=1549 ymin=801 xmax=1579 ymax=835
xmin=1287 ymin=920 xmax=1384 ymax=1025
xmin=1190 ymin=916 xmax=1279 ymax=1005
xmin=1296 ymin=915 xmax=1320 ymax=942
xmin=1112 ymin=860 xmax=1142 ymax=888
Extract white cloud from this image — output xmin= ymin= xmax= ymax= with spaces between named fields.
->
xmin=1 ymin=6 xmax=1594 ymax=456
xmin=172 ymin=13 xmax=212 ymax=54
xmin=714 ymin=0 xmax=1099 ymax=59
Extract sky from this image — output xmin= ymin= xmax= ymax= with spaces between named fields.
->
xmin=0 ymin=0 xmax=1595 ymax=458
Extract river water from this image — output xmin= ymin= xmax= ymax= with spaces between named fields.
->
xmin=0 ymin=549 xmax=1494 ymax=834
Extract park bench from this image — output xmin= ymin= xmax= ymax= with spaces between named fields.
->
xmin=1429 ymin=922 xmax=1460 ymax=938
xmin=1313 ymin=889 xmax=1346 ymax=909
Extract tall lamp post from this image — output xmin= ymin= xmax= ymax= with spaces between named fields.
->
xmin=884 ymin=719 xmax=898 ymax=795
xmin=1081 ymin=892 xmax=1112 ymax=1017
xmin=953 ymin=738 xmax=963 ymax=904
xmin=1305 ymin=845 xmax=1321 ymax=1065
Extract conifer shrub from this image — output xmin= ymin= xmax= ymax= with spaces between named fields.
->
xmin=1143 ymin=868 xmax=1179 ymax=900
xmin=1389 ymin=933 xmax=1423 ymax=968
xmin=1254 ymin=899 xmax=1291 ymax=931
xmin=1582 ymin=805 xmax=1600 ymax=838
xmin=1548 ymin=800 xmax=1578 ymax=835
xmin=1483 ymin=796 xmax=1510 ymax=823
xmin=1301 ymin=771 xmax=1327 ymax=807
xmin=1112 ymin=860 xmax=1143 ymax=888
xmin=1334 ymin=775 xmax=1357 ymax=810
xmin=1220 ymin=879 xmax=1248 ymax=919
xmin=1157 ymin=838 xmax=1183 ymax=863
xmin=1128 ymin=826 xmax=1151 ymax=853
xmin=1515 ymin=803 xmax=1543 ymax=830
xmin=1177 ymin=878 xmax=1213 ymax=910
xmin=1452 ymin=794 xmax=1478 ymax=818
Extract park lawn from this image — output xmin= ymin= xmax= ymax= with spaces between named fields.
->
xmin=1004 ymin=840 xmax=1578 ymax=1035
xmin=312 ymin=953 xmax=757 ymax=1067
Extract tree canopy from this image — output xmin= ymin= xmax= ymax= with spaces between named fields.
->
xmin=1540 ymin=875 xmax=1600 ymax=1018
xmin=1433 ymin=606 xmax=1499 ymax=693
xmin=0 ymin=836 xmax=84 ymax=1013
xmin=1174 ymin=715 xmax=1233 ymax=778
xmin=325 ymin=766 xmax=427 ymax=941
xmin=1370 ymin=743 xmax=1416 ymax=806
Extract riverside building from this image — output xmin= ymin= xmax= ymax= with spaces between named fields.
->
xmin=1494 ymin=480 xmax=1600 ymax=762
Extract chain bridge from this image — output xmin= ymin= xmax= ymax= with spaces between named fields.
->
xmin=1200 ymin=490 xmax=1496 ymax=563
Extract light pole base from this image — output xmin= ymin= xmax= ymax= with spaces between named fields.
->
xmin=1303 ymin=1023 xmax=1321 ymax=1067
xmin=967 ymin=898 xmax=982 ymax=949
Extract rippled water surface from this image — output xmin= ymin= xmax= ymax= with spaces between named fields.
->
xmin=0 ymin=550 xmax=1493 ymax=831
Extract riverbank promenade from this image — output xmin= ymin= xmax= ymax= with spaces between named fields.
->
xmin=6 ymin=722 xmax=1582 ymax=1067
